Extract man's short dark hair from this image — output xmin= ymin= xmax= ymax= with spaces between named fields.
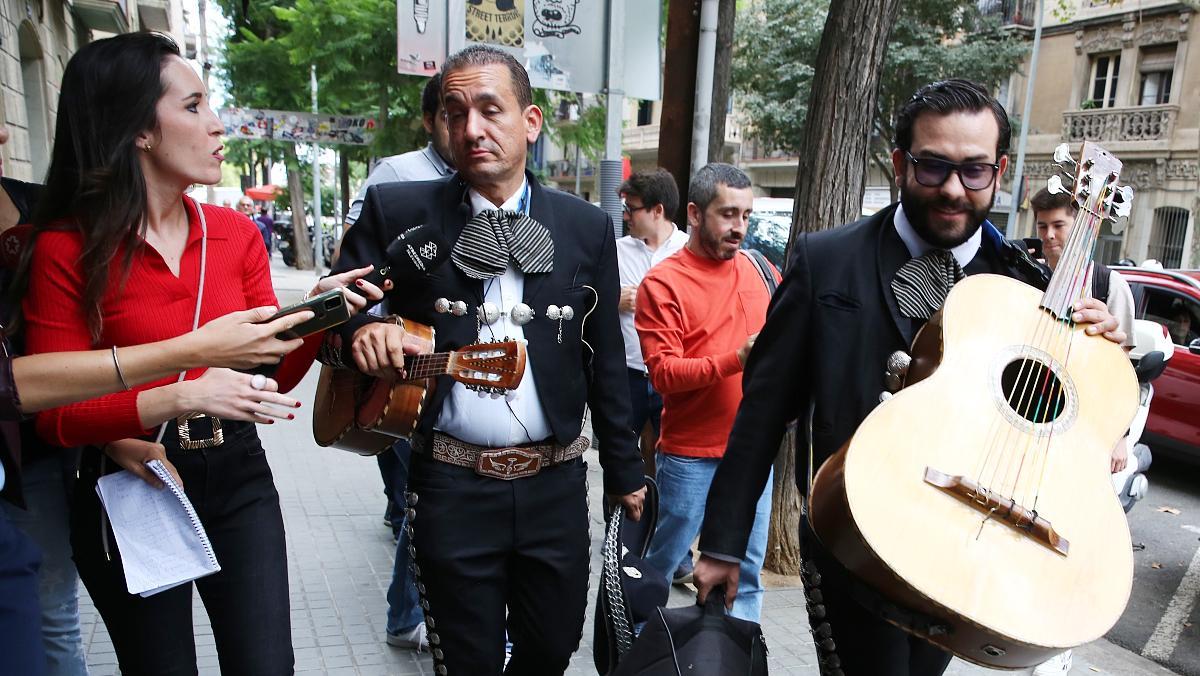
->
xmin=688 ymin=163 xmax=751 ymax=212
xmin=619 ymin=168 xmax=679 ymax=219
xmin=894 ymin=79 xmax=1011 ymax=159
xmin=1030 ymin=187 xmax=1074 ymax=216
xmin=442 ymin=45 xmax=533 ymax=109
xmin=421 ymin=72 xmax=443 ymax=118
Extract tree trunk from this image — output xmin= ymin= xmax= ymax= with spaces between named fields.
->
xmin=283 ymin=143 xmax=315 ymax=270
xmin=764 ymin=0 xmax=904 ymax=577
xmin=707 ymin=0 xmax=736 ymax=164
xmin=658 ymin=0 xmax=702 ymax=227
xmin=339 ymin=148 xmax=350 ymax=226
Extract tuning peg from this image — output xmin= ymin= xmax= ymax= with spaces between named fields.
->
xmin=1047 ymin=175 xmax=1067 ymax=195
xmin=1053 ymin=143 xmax=1075 ymax=166
xmin=1111 ymin=185 xmax=1134 ymax=219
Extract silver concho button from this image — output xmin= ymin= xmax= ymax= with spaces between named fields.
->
xmin=510 ymin=303 xmax=534 ymax=326
xmin=450 ymin=301 xmax=468 ymax=317
xmin=434 ymin=298 xmax=451 ymax=314
xmin=546 ymin=304 xmax=561 ymax=321
xmin=477 ymin=302 xmax=501 ymax=325
xmin=560 ymin=305 xmax=575 ymax=321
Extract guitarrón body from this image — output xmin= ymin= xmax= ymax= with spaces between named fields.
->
xmin=810 ymin=273 xmax=1137 ymax=668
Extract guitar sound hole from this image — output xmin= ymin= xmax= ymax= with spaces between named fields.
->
xmin=1000 ymin=358 xmax=1066 ymax=424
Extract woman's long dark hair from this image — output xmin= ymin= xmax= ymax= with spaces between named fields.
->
xmin=17 ymin=32 xmax=180 ymax=342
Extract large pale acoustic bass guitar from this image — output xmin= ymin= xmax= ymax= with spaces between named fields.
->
xmin=313 ymin=320 xmax=526 ymax=455
xmin=808 ymin=142 xmax=1139 ymax=669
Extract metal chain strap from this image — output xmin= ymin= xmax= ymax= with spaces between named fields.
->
xmin=602 ymin=505 xmax=635 ymax=655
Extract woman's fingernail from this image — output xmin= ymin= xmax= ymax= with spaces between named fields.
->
xmin=294 ymin=401 xmax=302 ymax=408
xmin=356 ymin=280 xmax=365 ymax=287
xmin=287 ymin=413 xmax=295 ymax=420
xmin=267 ymin=419 xmax=275 ymax=424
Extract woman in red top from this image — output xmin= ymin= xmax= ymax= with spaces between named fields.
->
xmin=20 ymin=33 xmax=385 ymax=675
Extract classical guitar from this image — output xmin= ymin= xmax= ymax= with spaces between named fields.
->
xmin=313 ymin=320 xmax=526 ymax=456
xmin=808 ymin=142 xmax=1138 ymax=668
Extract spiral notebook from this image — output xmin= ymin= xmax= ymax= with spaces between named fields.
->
xmin=96 ymin=460 xmax=221 ymax=597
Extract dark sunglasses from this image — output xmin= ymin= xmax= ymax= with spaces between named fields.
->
xmin=905 ymin=152 xmax=999 ymax=191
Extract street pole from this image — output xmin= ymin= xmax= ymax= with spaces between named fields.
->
xmin=690 ymin=0 xmax=719 ymax=176
xmin=1007 ymin=0 xmax=1045 ymax=237
xmin=599 ymin=0 xmax=627 ymax=238
xmin=311 ymin=64 xmax=324 ymax=270
xmin=198 ymin=0 xmax=215 ymax=205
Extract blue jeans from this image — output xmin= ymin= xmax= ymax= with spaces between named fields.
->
xmin=0 ymin=504 xmax=45 ymax=675
xmin=385 ymin=440 xmax=423 ymax=635
xmin=645 ymin=452 xmax=772 ymax=622
xmin=3 ymin=453 xmax=88 ymax=676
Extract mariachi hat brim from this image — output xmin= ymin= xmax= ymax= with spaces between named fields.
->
xmin=593 ymin=475 xmax=665 ymax=676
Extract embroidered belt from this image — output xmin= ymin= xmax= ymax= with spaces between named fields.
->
xmin=429 ymin=432 xmax=588 ymax=480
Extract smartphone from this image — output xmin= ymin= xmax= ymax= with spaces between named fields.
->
xmin=1022 ymin=237 xmax=1045 ymax=261
xmin=260 ymin=288 xmax=351 ymax=339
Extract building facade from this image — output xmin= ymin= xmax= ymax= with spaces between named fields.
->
xmin=1 ymin=0 xmax=194 ymax=182
xmin=1008 ymin=0 xmax=1199 ymax=269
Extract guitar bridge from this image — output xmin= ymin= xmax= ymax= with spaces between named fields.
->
xmin=924 ymin=467 xmax=1069 ymax=557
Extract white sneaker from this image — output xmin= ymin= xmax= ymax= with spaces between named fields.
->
xmin=1032 ymin=650 xmax=1073 ymax=676
xmin=386 ymin=623 xmax=428 ymax=652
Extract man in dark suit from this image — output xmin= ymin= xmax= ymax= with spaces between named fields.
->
xmin=331 ymin=45 xmax=645 ymax=675
xmin=692 ymin=80 xmax=1126 ymax=676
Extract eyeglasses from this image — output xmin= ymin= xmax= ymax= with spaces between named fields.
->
xmin=622 ymin=200 xmax=652 ymax=216
xmin=904 ymin=152 xmax=999 ymax=191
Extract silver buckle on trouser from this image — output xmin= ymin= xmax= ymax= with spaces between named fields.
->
xmin=177 ymin=413 xmax=224 ymax=450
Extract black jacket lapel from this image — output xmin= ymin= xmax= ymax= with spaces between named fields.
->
xmin=522 ymin=174 xmax=556 ymax=305
xmin=875 ymin=205 xmax=916 ymax=347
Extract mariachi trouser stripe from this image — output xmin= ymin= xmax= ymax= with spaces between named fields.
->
xmin=802 ymin=557 xmax=845 ymax=676
xmin=404 ymin=490 xmax=449 ymax=674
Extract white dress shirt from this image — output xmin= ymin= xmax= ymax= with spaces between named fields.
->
xmin=345 ymin=144 xmax=453 ymax=226
xmin=616 ymin=228 xmax=689 ymax=371
xmin=433 ymin=179 xmax=554 ymax=447
xmin=893 ymin=203 xmax=981 ymax=268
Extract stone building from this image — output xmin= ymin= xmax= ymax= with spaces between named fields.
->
xmin=1 ymin=0 xmax=194 ymax=182
xmin=1007 ymin=0 xmax=1199 ymax=268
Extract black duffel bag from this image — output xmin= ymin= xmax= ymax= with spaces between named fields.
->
xmin=611 ymin=588 xmax=769 ymax=676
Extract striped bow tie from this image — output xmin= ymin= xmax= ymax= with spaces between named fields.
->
xmin=451 ymin=209 xmax=555 ymax=280
xmin=891 ymin=249 xmax=965 ymax=320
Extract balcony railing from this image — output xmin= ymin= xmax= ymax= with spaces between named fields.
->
xmin=1061 ymin=104 xmax=1179 ymax=143
xmin=622 ymin=116 xmax=741 ymax=153
xmin=976 ymin=0 xmax=1036 ymax=27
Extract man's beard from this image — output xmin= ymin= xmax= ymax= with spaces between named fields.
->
xmin=899 ymin=186 xmax=995 ymax=249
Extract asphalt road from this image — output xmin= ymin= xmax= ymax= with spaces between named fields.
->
xmin=1109 ymin=451 xmax=1200 ymax=675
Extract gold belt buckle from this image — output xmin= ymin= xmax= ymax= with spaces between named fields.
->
xmin=177 ymin=413 xmax=224 ymax=450
xmin=475 ymin=448 xmax=542 ymax=480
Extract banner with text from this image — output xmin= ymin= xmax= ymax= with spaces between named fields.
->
xmin=220 ymin=108 xmax=378 ymax=145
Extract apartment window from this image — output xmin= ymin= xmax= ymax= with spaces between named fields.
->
xmin=1088 ymin=53 xmax=1121 ymax=108
xmin=1138 ymin=45 xmax=1176 ymax=105
xmin=636 ymin=100 xmax=653 ymax=127
xmin=1147 ymin=206 xmax=1188 ymax=269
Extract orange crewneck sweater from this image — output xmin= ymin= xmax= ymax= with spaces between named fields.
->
xmin=634 ymin=246 xmax=778 ymax=458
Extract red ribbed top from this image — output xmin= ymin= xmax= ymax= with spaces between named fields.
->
xmin=23 ymin=199 xmax=317 ymax=447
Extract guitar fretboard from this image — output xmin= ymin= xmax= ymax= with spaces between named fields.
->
xmin=404 ymin=353 xmax=452 ymax=380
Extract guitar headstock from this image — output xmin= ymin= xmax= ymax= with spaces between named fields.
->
xmin=1049 ymin=142 xmax=1132 ymax=221
xmin=449 ymin=338 xmax=527 ymax=394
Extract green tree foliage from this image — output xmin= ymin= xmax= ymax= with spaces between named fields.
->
xmin=734 ymin=0 xmax=1029 ymax=184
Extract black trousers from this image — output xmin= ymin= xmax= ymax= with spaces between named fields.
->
xmin=799 ymin=519 xmax=951 ymax=676
xmin=71 ymin=420 xmax=292 ymax=676
xmin=406 ymin=452 xmax=590 ymax=675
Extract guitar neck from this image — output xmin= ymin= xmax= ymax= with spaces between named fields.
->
xmin=404 ymin=353 xmax=453 ymax=380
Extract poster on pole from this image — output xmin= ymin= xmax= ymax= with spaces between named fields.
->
xmin=220 ymin=108 xmax=378 ymax=145
xmin=401 ymin=0 xmax=658 ymax=97
xmin=397 ymin=0 xmax=448 ymax=76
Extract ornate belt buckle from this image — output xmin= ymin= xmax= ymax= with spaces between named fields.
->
xmin=177 ymin=413 xmax=224 ymax=450
xmin=475 ymin=448 xmax=542 ymax=480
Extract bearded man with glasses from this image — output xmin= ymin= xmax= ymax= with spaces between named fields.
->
xmin=692 ymin=79 xmax=1126 ymax=676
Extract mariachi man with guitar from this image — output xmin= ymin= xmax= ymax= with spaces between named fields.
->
xmin=328 ymin=45 xmax=645 ymax=675
xmin=694 ymin=79 xmax=1130 ymax=676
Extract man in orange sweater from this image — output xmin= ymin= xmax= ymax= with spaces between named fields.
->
xmin=634 ymin=163 xmax=778 ymax=621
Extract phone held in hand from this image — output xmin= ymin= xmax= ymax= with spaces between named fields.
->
xmin=261 ymin=288 xmax=350 ymax=339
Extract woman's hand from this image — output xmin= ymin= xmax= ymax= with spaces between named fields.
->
xmin=184 ymin=306 xmax=315 ymax=369
xmin=309 ymin=265 xmax=393 ymax=317
xmin=103 ymin=438 xmax=183 ymax=489
xmin=173 ymin=368 xmax=300 ymax=424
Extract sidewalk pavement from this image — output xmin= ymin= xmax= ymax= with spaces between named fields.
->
xmin=75 ymin=258 xmax=1177 ymax=675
